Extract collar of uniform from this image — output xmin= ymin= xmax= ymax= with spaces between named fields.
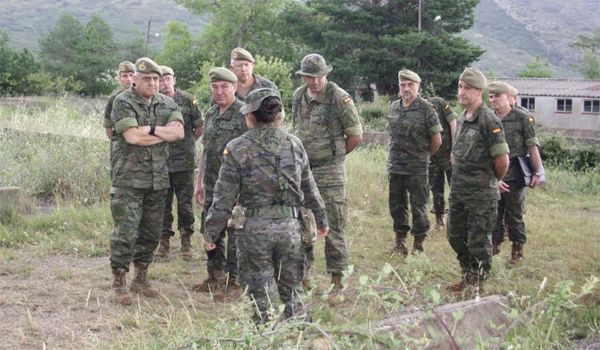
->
xmin=463 ymin=103 xmax=484 ymax=122
xmin=218 ymin=98 xmax=243 ymax=119
xmin=399 ymin=95 xmax=423 ymax=111
xmin=129 ymin=86 xmax=160 ymax=106
xmin=306 ymin=82 xmax=333 ymax=105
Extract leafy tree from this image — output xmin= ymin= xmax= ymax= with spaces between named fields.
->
xmin=572 ymin=27 xmax=600 ymax=79
xmin=518 ymin=56 xmax=553 ymax=78
xmin=39 ymin=13 xmax=85 ymax=83
xmin=281 ymin=0 xmax=483 ymax=99
xmin=155 ymin=21 xmax=205 ymax=90
xmin=0 ymin=31 xmax=42 ymax=95
xmin=175 ymin=0 xmax=303 ymax=64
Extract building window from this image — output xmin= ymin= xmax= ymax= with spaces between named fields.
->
xmin=521 ymin=97 xmax=535 ymax=111
xmin=556 ymin=99 xmax=572 ymax=113
xmin=583 ymin=99 xmax=600 ymax=113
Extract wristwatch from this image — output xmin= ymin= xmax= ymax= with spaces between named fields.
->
xmin=149 ymin=125 xmax=156 ymax=135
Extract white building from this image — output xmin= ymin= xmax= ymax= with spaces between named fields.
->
xmin=500 ymin=78 xmax=600 ymax=140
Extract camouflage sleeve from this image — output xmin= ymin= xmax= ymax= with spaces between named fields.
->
xmin=103 ymin=94 xmax=116 ymax=128
xmin=443 ymin=102 xmax=457 ymax=122
xmin=111 ymin=98 xmax=139 ymax=134
xmin=299 ymin=144 xmax=328 ymax=229
xmin=167 ymin=108 xmax=184 ymax=125
xmin=487 ymin=117 xmax=510 ymax=157
xmin=336 ymin=91 xmax=363 ymax=137
xmin=426 ymin=105 xmax=443 ymax=136
xmin=204 ymin=145 xmax=242 ymax=243
xmin=523 ymin=113 xmax=539 ymax=147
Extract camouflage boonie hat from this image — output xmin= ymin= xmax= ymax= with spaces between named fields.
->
xmin=118 ymin=61 xmax=135 ymax=73
xmin=160 ymin=65 xmax=174 ymax=76
xmin=231 ymin=47 xmax=255 ymax=63
xmin=296 ymin=54 xmax=332 ymax=77
xmin=240 ymin=88 xmax=281 ymax=114
xmin=398 ymin=69 xmax=421 ymax=83
xmin=507 ymin=84 xmax=518 ymax=97
xmin=459 ymin=67 xmax=487 ymax=90
xmin=488 ymin=81 xmax=511 ymax=94
xmin=135 ymin=57 xmax=162 ymax=75
xmin=208 ymin=67 xmax=238 ymax=83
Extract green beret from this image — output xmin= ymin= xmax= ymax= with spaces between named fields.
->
xmin=507 ymin=84 xmax=518 ymax=97
xmin=118 ymin=61 xmax=135 ymax=73
xmin=230 ymin=47 xmax=255 ymax=63
xmin=459 ymin=67 xmax=487 ymax=90
xmin=398 ymin=69 xmax=421 ymax=83
xmin=296 ymin=54 xmax=332 ymax=77
xmin=135 ymin=57 xmax=162 ymax=75
xmin=240 ymin=88 xmax=281 ymax=115
xmin=487 ymin=81 xmax=511 ymax=94
xmin=208 ymin=67 xmax=238 ymax=83
xmin=160 ymin=65 xmax=174 ymax=76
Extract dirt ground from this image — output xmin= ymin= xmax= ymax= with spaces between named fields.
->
xmin=0 ymin=249 xmax=213 ymax=349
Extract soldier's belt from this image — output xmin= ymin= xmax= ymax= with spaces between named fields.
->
xmin=244 ymin=205 xmax=300 ymax=219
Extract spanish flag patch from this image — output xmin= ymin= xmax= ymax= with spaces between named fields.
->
xmin=444 ymin=104 xmax=450 ymax=111
xmin=343 ymin=96 xmax=352 ymax=104
xmin=492 ymin=128 xmax=501 ymax=134
xmin=223 ymin=148 xmax=229 ymax=156
xmin=528 ymin=116 xmax=534 ymax=123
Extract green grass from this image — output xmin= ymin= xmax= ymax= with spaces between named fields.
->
xmin=0 ymin=98 xmax=598 ymax=348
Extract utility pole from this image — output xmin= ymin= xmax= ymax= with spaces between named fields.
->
xmin=144 ymin=19 xmax=152 ymax=56
xmin=418 ymin=0 xmax=422 ymax=31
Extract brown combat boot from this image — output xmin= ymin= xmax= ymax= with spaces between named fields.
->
xmin=154 ymin=234 xmax=170 ymax=262
xmin=413 ymin=235 xmax=426 ymax=254
xmin=112 ymin=268 xmax=132 ymax=305
xmin=391 ymin=231 xmax=409 ymax=256
xmin=435 ymin=214 xmax=445 ymax=230
xmin=225 ymin=275 xmax=243 ymax=298
xmin=129 ymin=262 xmax=160 ymax=298
xmin=492 ymin=241 xmax=501 ymax=255
xmin=510 ymin=242 xmax=524 ymax=264
xmin=327 ymin=273 xmax=345 ymax=306
xmin=181 ymin=231 xmax=193 ymax=261
xmin=192 ymin=270 xmax=227 ymax=293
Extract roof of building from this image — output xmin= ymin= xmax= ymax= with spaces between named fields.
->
xmin=498 ymin=78 xmax=600 ymax=98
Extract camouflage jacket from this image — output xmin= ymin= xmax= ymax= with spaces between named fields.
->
xmin=110 ymin=88 xmax=183 ymax=190
xmin=201 ymin=99 xmax=248 ymax=203
xmin=103 ymin=89 xmax=125 ymax=129
xmin=426 ymin=96 xmax=457 ymax=166
xmin=167 ymin=88 xmax=204 ymax=172
xmin=500 ymin=106 xmax=539 ymax=182
xmin=387 ymin=95 xmax=443 ymax=175
xmin=236 ymin=74 xmax=277 ymax=102
xmin=292 ymin=81 xmax=363 ymax=186
xmin=204 ymin=124 xmax=328 ymax=243
xmin=450 ymin=104 xmax=509 ymax=204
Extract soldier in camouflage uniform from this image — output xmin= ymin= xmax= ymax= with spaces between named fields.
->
xmin=203 ymin=88 xmax=328 ymax=324
xmin=229 ymin=48 xmax=277 ymax=102
xmin=193 ymin=68 xmax=248 ymax=293
xmin=154 ymin=65 xmax=204 ymax=262
xmin=488 ymin=81 xmax=544 ymax=263
xmin=447 ymin=68 xmax=509 ymax=292
xmin=292 ymin=54 xmax=363 ymax=301
xmin=104 ymin=61 xmax=135 ymax=140
xmin=109 ymin=57 xmax=184 ymax=305
xmin=388 ymin=69 xmax=442 ymax=255
xmin=426 ymin=95 xmax=457 ymax=230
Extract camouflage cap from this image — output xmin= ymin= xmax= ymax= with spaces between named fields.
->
xmin=160 ymin=65 xmax=174 ymax=76
xmin=231 ymin=47 xmax=255 ymax=63
xmin=507 ymin=84 xmax=518 ymax=97
xmin=488 ymin=81 xmax=511 ymax=94
xmin=135 ymin=57 xmax=162 ymax=75
xmin=398 ymin=69 xmax=421 ymax=83
xmin=296 ymin=54 xmax=332 ymax=77
xmin=208 ymin=67 xmax=238 ymax=83
xmin=240 ymin=88 xmax=281 ymax=115
xmin=118 ymin=61 xmax=135 ymax=73
xmin=459 ymin=67 xmax=487 ymax=90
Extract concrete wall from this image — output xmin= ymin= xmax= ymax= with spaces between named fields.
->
xmin=524 ymin=96 xmax=600 ymax=131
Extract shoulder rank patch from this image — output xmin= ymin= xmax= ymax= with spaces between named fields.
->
xmin=223 ymin=148 xmax=229 ymax=156
xmin=343 ymin=96 xmax=352 ymax=104
xmin=192 ymin=99 xmax=198 ymax=105
xmin=492 ymin=128 xmax=501 ymax=134
xmin=528 ymin=116 xmax=534 ymax=123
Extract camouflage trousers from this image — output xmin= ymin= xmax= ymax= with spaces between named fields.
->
xmin=201 ymin=201 xmax=237 ymax=276
xmin=303 ymin=185 xmax=348 ymax=274
xmin=493 ymin=182 xmax=526 ymax=244
xmin=237 ymin=218 xmax=305 ymax=323
xmin=109 ymin=186 xmax=167 ymax=271
xmin=428 ymin=162 xmax=452 ymax=215
xmin=447 ymin=200 xmax=497 ymax=276
xmin=388 ymin=173 xmax=430 ymax=236
xmin=162 ymin=170 xmax=195 ymax=236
